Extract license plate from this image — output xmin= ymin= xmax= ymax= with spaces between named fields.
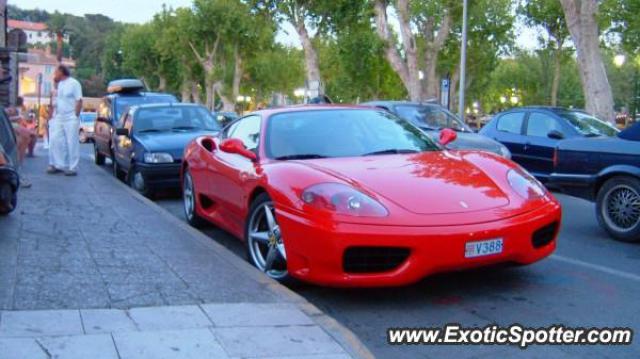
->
xmin=465 ymin=238 xmax=504 ymax=258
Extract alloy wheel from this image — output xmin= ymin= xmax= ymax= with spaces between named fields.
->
xmin=183 ymin=172 xmax=195 ymax=221
xmin=602 ymin=184 xmax=640 ymax=233
xmin=247 ymin=201 xmax=288 ymax=280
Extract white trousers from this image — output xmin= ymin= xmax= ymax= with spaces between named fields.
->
xmin=48 ymin=116 xmax=80 ymax=171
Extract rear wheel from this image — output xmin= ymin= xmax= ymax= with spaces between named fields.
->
xmin=94 ymin=143 xmax=105 ymax=165
xmin=79 ymin=130 xmax=87 ymax=143
xmin=245 ymin=193 xmax=291 ymax=283
xmin=182 ymin=170 xmax=207 ymax=227
xmin=596 ymin=176 xmax=640 ymax=242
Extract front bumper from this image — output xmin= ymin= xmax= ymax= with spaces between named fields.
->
xmin=136 ymin=162 xmax=182 ymax=190
xmin=277 ymin=201 xmax=561 ymax=287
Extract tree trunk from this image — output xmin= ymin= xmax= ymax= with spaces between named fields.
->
xmin=232 ymin=46 xmax=243 ymax=103
xmin=294 ymin=19 xmax=321 ymax=86
xmin=213 ymin=81 xmax=235 ymax=112
xmin=559 ymin=0 xmax=615 ymax=123
xmin=56 ymin=32 xmax=63 ymax=63
xmin=373 ymin=0 xmax=421 ymax=101
xmin=191 ymin=83 xmax=201 ymax=104
xmin=205 ymin=76 xmax=215 ymax=110
xmin=181 ymin=79 xmax=192 ymax=103
xmin=449 ymin=67 xmax=460 ymax=112
xmin=422 ymin=12 xmax=451 ymax=100
xmin=423 ymin=51 xmax=439 ymax=100
xmin=551 ymin=49 xmax=561 ymax=106
xmin=157 ymin=76 xmax=167 ymax=92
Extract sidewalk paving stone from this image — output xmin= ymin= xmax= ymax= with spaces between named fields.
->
xmin=213 ymin=325 xmax=345 ymax=358
xmin=80 ymin=309 xmax=139 ymax=334
xmin=37 ymin=334 xmax=119 ymax=359
xmin=201 ymin=303 xmax=314 ymax=327
xmin=113 ymin=328 xmax=229 ymax=359
xmin=0 ymin=337 xmax=48 ymax=359
xmin=0 ymin=310 xmax=83 ymax=337
xmin=127 ymin=305 xmax=212 ymax=331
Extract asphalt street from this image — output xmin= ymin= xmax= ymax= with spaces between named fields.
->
xmin=84 ymin=144 xmax=640 ymax=359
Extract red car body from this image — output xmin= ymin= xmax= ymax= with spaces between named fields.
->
xmin=181 ymin=106 xmax=561 ymax=287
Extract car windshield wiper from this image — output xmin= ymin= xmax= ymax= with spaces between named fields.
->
xmin=274 ymin=154 xmax=328 ymax=160
xmin=420 ymin=125 xmax=441 ymax=131
xmin=172 ymin=126 xmax=199 ymax=131
xmin=363 ymin=149 xmax=420 ymax=156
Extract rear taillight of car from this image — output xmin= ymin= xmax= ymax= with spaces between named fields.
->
xmin=301 ymin=183 xmax=388 ymax=217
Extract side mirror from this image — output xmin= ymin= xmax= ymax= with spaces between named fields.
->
xmin=547 ymin=130 xmax=564 ymax=140
xmin=219 ymin=138 xmax=257 ymax=162
xmin=439 ymin=128 xmax=458 ymax=147
xmin=115 ymin=128 xmax=129 ymax=137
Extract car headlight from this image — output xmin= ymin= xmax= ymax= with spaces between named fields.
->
xmin=144 ymin=152 xmax=174 ymax=164
xmin=498 ymin=145 xmax=511 ymax=159
xmin=507 ymin=168 xmax=546 ymax=199
xmin=301 ymin=183 xmax=388 ymax=217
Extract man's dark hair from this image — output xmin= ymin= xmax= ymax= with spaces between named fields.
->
xmin=57 ymin=65 xmax=71 ymax=77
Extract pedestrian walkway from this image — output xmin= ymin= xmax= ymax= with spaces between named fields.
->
xmin=0 ymin=147 xmax=372 ymax=358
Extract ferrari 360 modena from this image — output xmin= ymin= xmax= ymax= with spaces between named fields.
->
xmin=181 ymin=106 xmax=561 ymax=287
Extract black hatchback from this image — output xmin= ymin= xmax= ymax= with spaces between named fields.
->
xmin=0 ymin=108 xmax=19 ymax=215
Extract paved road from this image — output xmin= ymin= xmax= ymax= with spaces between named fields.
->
xmin=85 ymin=145 xmax=640 ymax=358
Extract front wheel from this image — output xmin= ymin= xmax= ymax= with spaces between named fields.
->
xmin=245 ymin=193 xmax=292 ymax=283
xmin=596 ymin=176 xmax=640 ymax=242
xmin=128 ymin=165 xmax=153 ymax=198
xmin=0 ymin=183 xmax=16 ymax=215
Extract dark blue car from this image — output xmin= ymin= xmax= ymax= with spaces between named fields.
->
xmin=111 ymin=103 xmax=221 ymax=197
xmin=481 ymin=107 xmax=640 ymax=242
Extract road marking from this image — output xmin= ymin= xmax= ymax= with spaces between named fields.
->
xmin=551 ymin=254 xmax=640 ymax=282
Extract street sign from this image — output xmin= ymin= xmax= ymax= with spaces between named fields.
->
xmin=440 ymin=77 xmax=450 ymax=110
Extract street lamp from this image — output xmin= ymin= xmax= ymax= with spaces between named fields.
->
xmin=510 ymin=95 xmax=520 ymax=105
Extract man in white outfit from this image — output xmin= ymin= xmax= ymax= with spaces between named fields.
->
xmin=47 ymin=65 xmax=83 ymax=176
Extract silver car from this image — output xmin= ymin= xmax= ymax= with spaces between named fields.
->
xmin=79 ymin=112 xmax=97 ymax=143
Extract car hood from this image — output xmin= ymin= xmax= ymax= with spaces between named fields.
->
xmin=558 ymin=135 xmax=640 ymax=155
xmin=134 ymin=130 xmax=218 ymax=159
xmin=300 ymin=151 xmax=511 ymax=215
xmin=423 ymin=130 xmax=507 ymax=156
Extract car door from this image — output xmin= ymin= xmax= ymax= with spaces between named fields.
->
xmin=489 ymin=111 xmax=527 ymax=164
xmin=207 ymin=115 xmax=262 ymax=232
xmin=113 ymin=110 xmax=134 ymax=171
xmin=523 ymin=111 xmax=565 ymax=180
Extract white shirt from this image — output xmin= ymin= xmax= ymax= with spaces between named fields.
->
xmin=54 ymin=77 xmax=83 ymax=119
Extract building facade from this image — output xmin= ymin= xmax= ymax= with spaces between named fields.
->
xmin=7 ymin=19 xmax=69 ymax=46
xmin=18 ymin=47 xmax=75 ymax=107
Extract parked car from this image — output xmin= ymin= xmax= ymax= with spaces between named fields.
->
xmin=94 ymin=79 xmax=178 ymax=166
xmin=111 ymin=103 xmax=220 ymax=197
xmin=181 ymin=106 xmax=561 ymax=286
xmin=364 ymin=101 xmax=511 ymax=158
xmin=79 ymin=112 xmax=97 ymax=143
xmin=212 ymin=111 xmax=239 ymax=127
xmin=480 ymin=107 xmax=619 ymax=182
xmin=0 ymin=108 xmax=19 ymax=215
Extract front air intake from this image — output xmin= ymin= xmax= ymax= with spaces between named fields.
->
xmin=343 ymin=247 xmax=410 ymax=274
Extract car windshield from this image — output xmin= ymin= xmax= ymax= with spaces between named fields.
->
xmin=80 ymin=113 xmax=96 ymax=123
xmin=115 ymin=95 xmax=176 ymax=119
xmin=558 ymin=111 xmax=619 ymax=137
xmin=394 ymin=105 xmax=472 ymax=132
xmin=266 ymin=109 xmax=440 ymax=160
xmin=133 ymin=106 xmax=221 ymax=133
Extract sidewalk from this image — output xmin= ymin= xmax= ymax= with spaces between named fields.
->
xmin=0 ymin=147 xmax=372 ymax=359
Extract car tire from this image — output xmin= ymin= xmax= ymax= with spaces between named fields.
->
xmin=112 ymin=155 xmax=126 ymax=182
xmin=128 ymin=165 xmax=154 ymax=198
xmin=0 ymin=183 xmax=16 ymax=215
xmin=182 ymin=169 xmax=207 ymax=228
xmin=94 ymin=144 xmax=105 ymax=165
xmin=79 ymin=130 xmax=87 ymax=144
xmin=596 ymin=176 xmax=640 ymax=242
xmin=245 ymin=193 xmax=293 ymax=284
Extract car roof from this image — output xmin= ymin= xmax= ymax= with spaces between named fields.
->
xmin=106 ymin=92 xmax=175 ymax=100
xmin=500 ymin=106 xmax=589 ymax=114
xmin=252 ymin=104 xmax=379 ymax=117
xmin=130 ymin=102 xmax=204 ymax=111
xmin=362 ymin=100 xmax=440 ymax=108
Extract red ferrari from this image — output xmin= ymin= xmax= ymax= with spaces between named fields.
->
xmin=181 ymin=106 xmax=561 ymax=287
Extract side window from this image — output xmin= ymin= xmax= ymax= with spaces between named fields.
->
xmin=117 ymin=112 xmax=128 ymax=128
xmin=123 ymin=111 xmax=134 ymax=131
xmin=497 ymin=112 xmax=525 ymax=134
xmin=526 ymin=112 xmax=563 ymax=137
xmin=228 ymin=115 xmax=261 ymax=152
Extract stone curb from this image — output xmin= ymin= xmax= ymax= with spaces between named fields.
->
xmin=102 ymin=161 xmax=375 ymax=359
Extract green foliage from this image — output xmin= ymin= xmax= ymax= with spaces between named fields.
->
xmin=603 ymin=0 xmax=640 ymax=53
